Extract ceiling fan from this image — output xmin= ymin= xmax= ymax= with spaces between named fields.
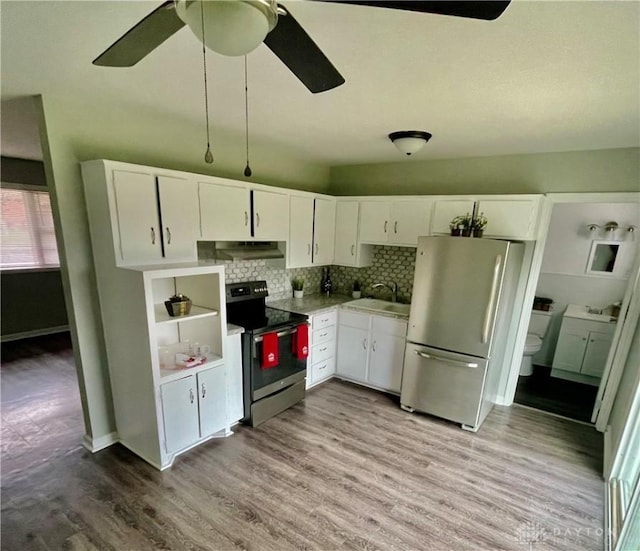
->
xmin=93 ymin=0 xmax=511 ymax=94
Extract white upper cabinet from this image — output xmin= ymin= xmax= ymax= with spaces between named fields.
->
xmin=288 ymin=195 xmax=314 ymax=268
xmin=359 ymin=199 xmax=432 ymax=247
xmin=112 ymin=169 xmax=163 ymax=263
xmin=253 ymin=189 xmax=289 ymax=241
xmin=199 ymin=180 xmax=251 ymax=240
xmin=476 ymin=198 xmax=540 ymax=240
xmin=312 ymin=197 xmax=336 ymax=265
xmin=334 ymin=201 xmax=372 ymax=267
xmin=157 ymin=176 xmax=199 ymax=262
xmin=430 ymin=199 xmax=475 ymax=235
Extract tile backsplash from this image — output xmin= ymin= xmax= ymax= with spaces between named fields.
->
xmin=198 ymin=242 xmax=417 ymax=302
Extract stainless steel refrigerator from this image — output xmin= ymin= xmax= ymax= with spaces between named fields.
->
xmin=401 ymin=236 xmax=524 ymax=431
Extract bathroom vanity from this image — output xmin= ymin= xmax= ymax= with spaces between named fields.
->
xmin=551 ymin=304 xmax=617 ymax=385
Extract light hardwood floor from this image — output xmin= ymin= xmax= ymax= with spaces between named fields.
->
xmin=1 ymin=336 xmax=604 ymax=550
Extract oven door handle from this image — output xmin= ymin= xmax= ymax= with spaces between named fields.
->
xmin=253 ymin=326 xmax=304 ymax=343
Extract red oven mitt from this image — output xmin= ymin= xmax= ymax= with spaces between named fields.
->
xmin=295 ymin=324 xmax=309 ymax=360
xmin=262 ymin=332 xmax=279 ymax=369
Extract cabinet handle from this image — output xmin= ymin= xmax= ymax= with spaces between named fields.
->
xmin=244 ymin=211 xmax=249 ymax=226
xmin=256 ymin=212 xmax=260 ymax=227
xmin=189 ymin=389 xmax=195 ymax=404
xmin=315 ymin=243 xmax=319 ymax=255
xmin=363 ymin=339 xmax=367 ymax=349
xmin=384 ymin=220 xmax=388 ymax=233
xmin=394 ymin=221 xmax=398 ymax=234
xmin=150 ymin=227 xmax=156 ymax=244
xmin=319 ymin=364 xmax=326 ymax=370
xmin=320 ymin=347 xmax=327 ymax=352
xmin=351 ymin=244 xmax=355 ymax=256
xmin=166 ymin=227 xmax=171 ymax=244
xmin=372 ymin=340 xmax=377 ymax=352
xmin=590 ymin=339 xmax=595 ymax=343
xmin=307 ymin=244 xmax=311 ymax=255
xmin=582 ymin=337 xmax=587 ymax=341
xmin=320 ymin=332 xmax=328 ymax=338
xmin=201 ymin=383 xmax=206 ymax=399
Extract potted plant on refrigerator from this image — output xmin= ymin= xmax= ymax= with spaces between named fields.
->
xmin=292 ymin=278 xmax=304 ymax=299
xmin=449 ymin=216 xmax=464 ymax=236
xmin=352 ymin=280 xmax=362 ymax=299
xmin=460 ymin=213 xmax=473 ymax=237
xmin=472 ymin=212 xmax=488 ymax=238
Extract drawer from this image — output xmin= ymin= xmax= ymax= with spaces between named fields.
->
xmin=312 ymin=325 xmax=336 ymax=346
xmin=312 ymin=310 xmax=337 ymax=330
xmin=339 ymin=309 xmax=370 ymax=330
xmin=311 ymin=356 xmax=335 ymax=384
xmin=371 ymin=315 xmax=408 ymax=337
xmin=311 ymin=341 xmax=334 ymax=364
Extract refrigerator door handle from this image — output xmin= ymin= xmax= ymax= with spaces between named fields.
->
xmin=415 ymin=350 xmax=478 ymax=369
xmin=482 ymin=254 xmax=502 ymax=344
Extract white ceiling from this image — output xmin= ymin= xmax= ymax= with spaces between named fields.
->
xmin=1 ymin=0 xmax=639 ymax=166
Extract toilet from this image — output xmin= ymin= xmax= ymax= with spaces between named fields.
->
xmin=519 ymin=311 xmax=552 ymax=376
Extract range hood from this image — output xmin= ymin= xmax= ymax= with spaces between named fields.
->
xmin=214 ymin=242 xmax=285 ymax=261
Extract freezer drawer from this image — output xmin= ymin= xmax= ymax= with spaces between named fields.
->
xmin=401 ymin=342 xmax=489 ymax=429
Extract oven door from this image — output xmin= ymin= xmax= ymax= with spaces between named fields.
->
xmin=251 ymin=325 xmax=308 ymax=401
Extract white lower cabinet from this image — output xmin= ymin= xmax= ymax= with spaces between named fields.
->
xmin=336 ymin=309 xmax=407 ymax=393
xmin=308 ymin=310 xmax=338 ymax=387
xmin=161 ymin=364 xmax=227 ymax=454
xmin=225 ymin=332 xmax=244 ymax=425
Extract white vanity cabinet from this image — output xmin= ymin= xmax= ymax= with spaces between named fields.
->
xmin=552 ymin=315 xmax=616 ymax=382
xmin=199 ymin=178 xmax=289 ymax=241
xmin=359 ymin=199 xmax=432 ymax=247
xmin=336 ymin=309 xmax=407 ymax=393
xmin=288 ymin=195 xmax=336 ymax=268
xmin=307 ymin=309 xmax=338 ymax=387
xmin=333 ymin=201 xmax=372 ymax=267
xmin=82 ymin=160 xmax=199 ymax=266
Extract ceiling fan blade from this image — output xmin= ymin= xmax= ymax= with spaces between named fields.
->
xmin=316 ymin=1 xmax=511 ymax=21
xmin=93 ymin=1 xmax=185 ymax=67
xmin=264 ymin=5 xmax=345 ymax=94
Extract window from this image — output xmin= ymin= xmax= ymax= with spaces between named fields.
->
xmin=0 ymin=186 xmax=59 ymax=269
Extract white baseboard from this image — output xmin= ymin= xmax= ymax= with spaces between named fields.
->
xmin=83 ymin=432 xmax=118 ymax=452
xmin=1 ymin=325 xmax=69 ymax=342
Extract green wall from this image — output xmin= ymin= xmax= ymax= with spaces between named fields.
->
xmin=329 ymin=148 xmax=640 ymax=196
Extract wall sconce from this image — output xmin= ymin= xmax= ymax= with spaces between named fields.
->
xmin=587 ymin=221 xmax=636 ymax=240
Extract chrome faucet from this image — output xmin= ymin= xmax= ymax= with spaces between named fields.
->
xmin=372 ymin=282 xmax=398 ymax=303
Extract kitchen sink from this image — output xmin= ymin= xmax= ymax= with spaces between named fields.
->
xmin=343 ymin=298 xmax=411 ymax=317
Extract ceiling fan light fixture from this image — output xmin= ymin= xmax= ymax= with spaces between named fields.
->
xmin=388 ymin=130 xmax=432 ymax=156
xmin=176 ymin=0 xmax=278 ymax=57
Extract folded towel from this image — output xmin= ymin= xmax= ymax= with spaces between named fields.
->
xmin=261 ymin=332 xmax=279 ymax=369
xmin=294 ymin=324 xmax=309 ymax=360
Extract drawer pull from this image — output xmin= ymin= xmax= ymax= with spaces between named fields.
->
xmin=319 ymin=364 xmax=326 ymax=370
xmin=319 ymin=347 xmax=327 ymax=352
xmin=320 ymin=332 xmax=328 ymax=338
xmin=415 ymin=350 xmax=478 ymax=368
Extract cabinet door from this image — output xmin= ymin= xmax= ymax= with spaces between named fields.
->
xmin=359 ymin=201 xmax=390 ymax=244
xmin=225 ymin=334 xmax=244 ymax=424
xmin=253 ymin=190 xmax=289 ymax=240
xmin=336 ymin=324 xmax=369 ymax=382
xmin=288 ymin=196 xmax=314 ymax=268
xmin=552 ymin=329 xmax=588 ymax=373
xmin=334 ymin=201 xmax=360 ymax=266
xmin=313 ymin=198 xmax=336 ymax=266
xmin=157 ymin=175 xmax=198 ymax=262
xmin=197 ymin=365 xmax=227 ymax=437
xmin=476 ymin=199 xmax=539 ymax=240
xmin=112 ymin=169 xmax=162 ymax=263
xmin=430 ymin=200 xmax=475 ymax=234
xmin=368 ymin=332 xmax=405 ymax=393
xmin=581 ymin=332 xmax=613 ymax=378
xmin=199 ymin=181 xmax=251 ymax=240
xmin=389 ymin=200 xmax=431 ymax=246
xmin=161 ymin=376 xmax=199 ymax=453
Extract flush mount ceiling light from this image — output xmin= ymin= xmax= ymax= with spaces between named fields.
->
xmin=175 ymin=0 xmax=279 ymax=57
xmin=388 ymin=131 xmax=433 ymax=156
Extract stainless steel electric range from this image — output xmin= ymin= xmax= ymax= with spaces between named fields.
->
xmin=226 ymin=281 xmax=309 ymax=427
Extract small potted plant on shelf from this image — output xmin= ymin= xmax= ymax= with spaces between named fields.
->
xmin=449 ymin=216 xmax=464 ymax=236
xmin=352 ymin=280 xmax=362 ymax=299
xmin=459 ymin=213 xmax=473 ymax=237
xmin=471 ymin=212 xmax=488 ymax=238
xmin=292 ymin=277 xmax=304 ymax=299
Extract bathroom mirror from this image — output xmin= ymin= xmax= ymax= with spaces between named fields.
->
xmin=586 ymin=240 xmax=622 ymax=276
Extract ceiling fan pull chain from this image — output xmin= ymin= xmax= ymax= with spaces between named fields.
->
xmin=244 ymin=55 xmax=252 ymax=178
xmin=200 ymin=0 xmax=213 ymax=164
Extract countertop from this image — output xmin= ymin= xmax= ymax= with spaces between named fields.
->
xmin=267 ymin=294 xmax=354 ymax=315
xmin=226 ymin=323 xmax=245 ymax=336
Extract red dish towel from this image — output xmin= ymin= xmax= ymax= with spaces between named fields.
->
xmin=295 ymin=324 xmax=309 ymax=360
xmin=262 ymin=332 xmax=279 ymax=369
